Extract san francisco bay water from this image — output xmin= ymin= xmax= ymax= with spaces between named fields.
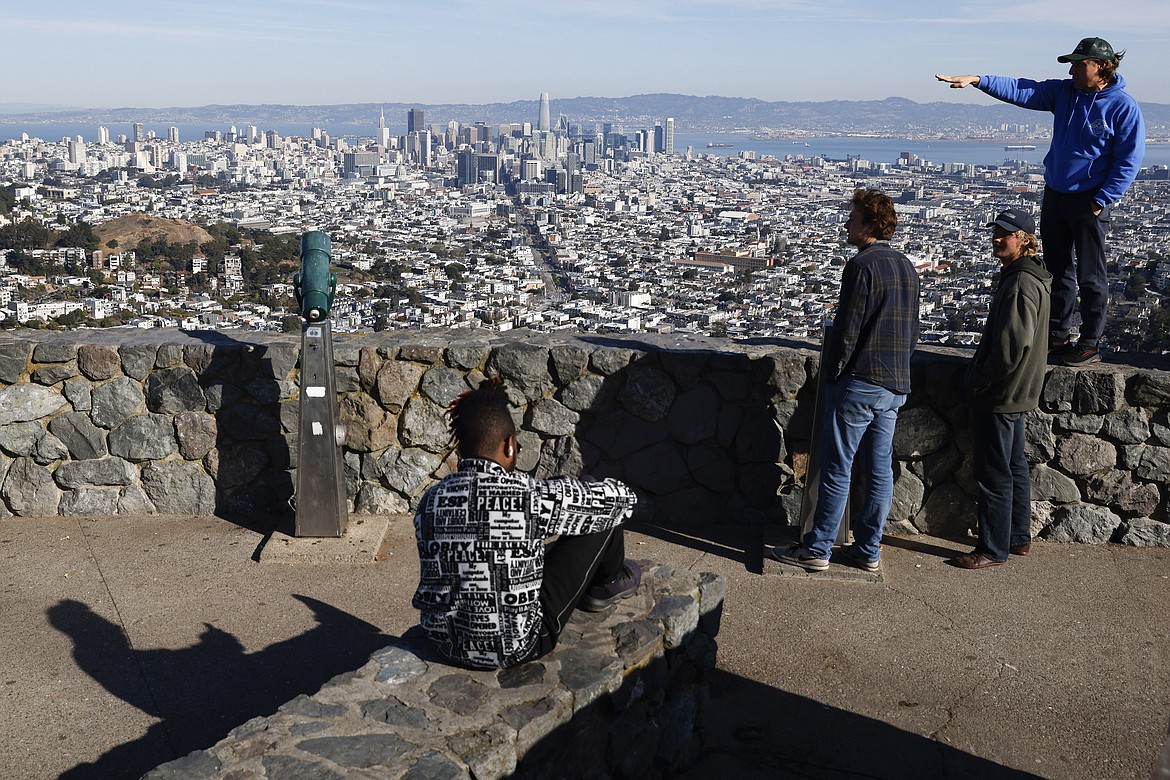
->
xmin=2 ymin=123 xmax=1167 ymax=168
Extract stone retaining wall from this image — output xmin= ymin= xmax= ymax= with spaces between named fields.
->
xmin=0 ymin=329 xmax=1167 ymax=547
xmin=144 ymin=564 xmax=726 ymax=780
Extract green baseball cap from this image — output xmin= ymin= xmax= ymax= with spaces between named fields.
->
xmin=1057 ymin=37 xmax=1116 ymax=63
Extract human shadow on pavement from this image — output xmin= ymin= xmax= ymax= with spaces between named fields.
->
xmin=882 ymin=533 xmax=968 ymax=559
xmin=680 ymin=667 xmax=1043 ymax=780
xmin=47 ymin=594 xmax=391 ymax=780
xmin=627 ymin=520 xmax=764 ymax=574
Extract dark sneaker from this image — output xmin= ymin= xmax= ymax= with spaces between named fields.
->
xmin=841 ymin=544 xmax=881 ymax=572
xmin=580 ymin=561 xmax=642 ymax=612
xmin=1048 ymin=336 xmax=1073 ymax=354
xmin=770 ymin=543 xmax=829 ymax=572
xmin=1063 ymin=344 xmax=1101 ymax=366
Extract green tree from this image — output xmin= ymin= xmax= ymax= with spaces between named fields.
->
xmin=56 ymin=221 xmax=99 ymax=252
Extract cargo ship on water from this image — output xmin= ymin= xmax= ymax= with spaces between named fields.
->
xmin=1004 ymin=144 xmax=1037 ymax=151
xmin=706 ymin=143 xmax=734 ymax=148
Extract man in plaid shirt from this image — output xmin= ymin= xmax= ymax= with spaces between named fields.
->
xmin=775 ymin=188 xmax=920 ymax=573
xmin=413 ymin=378 xmax=640 ymax=669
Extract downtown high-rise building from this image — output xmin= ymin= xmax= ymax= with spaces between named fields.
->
xmin=538 ymin=93 xmax=551 ymax=133
xmin=378 ymin=108 xmax=391 ymax=147
xmin=664 ymin=117 xmax=674 ymax=155
xmin=408 ymin=108 xmax=424 ymax=134
xmin=97 ymin=126 xmax=109 ymax=144
xmin=133 ymin=122 xmax=144 ymax=143
xmin=168 ymin=126 xmax=180 ymax=143
xmin=456 ymin=148 xmax=478 ymax=187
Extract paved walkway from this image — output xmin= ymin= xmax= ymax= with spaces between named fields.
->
xmin=1 ymin=514 xmax=1167 ymax=780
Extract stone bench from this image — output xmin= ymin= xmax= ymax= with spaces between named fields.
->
xmin=144 ymin=564 xmax=726 ymax=780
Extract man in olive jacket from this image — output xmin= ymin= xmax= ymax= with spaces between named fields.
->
xmin=953 ymin=208 xmax=1051 ymax=570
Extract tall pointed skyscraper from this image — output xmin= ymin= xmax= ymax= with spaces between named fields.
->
xmin=538 ymin=93 xmax=551 ymax=133
xmin=378 ymin=108 xmax=391 ymax=147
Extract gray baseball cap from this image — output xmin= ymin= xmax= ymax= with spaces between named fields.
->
xmin=987 ymin=207 xmax=1036 ymax=234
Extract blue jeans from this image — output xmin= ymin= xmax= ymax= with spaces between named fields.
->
xmin=803 ymin=376 xmax=905 ymax=562
xmin=971 ymin=409 xmax=1032 ymax=562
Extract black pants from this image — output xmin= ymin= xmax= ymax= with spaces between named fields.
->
xmin=1041 ymin=186 xmax=1111 ymax=346
xmin=527 ymin=527 xmax=625 ymax=660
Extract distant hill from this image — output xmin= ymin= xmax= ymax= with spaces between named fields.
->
xmin=2 ymin=94 xmax=1167 ymax=134
xmin=94 ymin=213 xmax=213 ymax=250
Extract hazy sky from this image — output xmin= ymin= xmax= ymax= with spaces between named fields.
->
xmin=6 ymin=0 xmax=1170 ymax=109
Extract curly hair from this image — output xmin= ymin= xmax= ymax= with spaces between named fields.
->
xmin=1014 ymin=230 xmax=1040 ymax=257
xmin=851 ymin=188 xmax=897 ymax=241
xmin=1096 ymin=49 xmax=1124 ymax=84
xmin=446 ymin=376 xmax=515 ymax=454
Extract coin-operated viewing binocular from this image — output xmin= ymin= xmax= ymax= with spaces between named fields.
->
xmin=293 ymin=231 xmax=336 ymax=323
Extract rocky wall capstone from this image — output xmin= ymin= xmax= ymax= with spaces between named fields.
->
xmin=0 ymin=329 xmax=1165 ymax=547
xmin=143 ymin=563 xmax=725 ymax=780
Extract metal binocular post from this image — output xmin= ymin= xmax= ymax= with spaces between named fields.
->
xmin=292 ymin=231 xmax=348 ymax=537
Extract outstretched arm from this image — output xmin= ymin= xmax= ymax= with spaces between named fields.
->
xmin=935 ymin=74 xmax=981 ymax=89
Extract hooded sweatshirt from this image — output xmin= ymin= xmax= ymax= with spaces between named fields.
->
xmin=978 ymin=74 xmax=1145 ymax=207
xmin=965 ymin=254 xmax=1052 ymax=413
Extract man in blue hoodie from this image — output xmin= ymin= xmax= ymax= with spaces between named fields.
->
xmin=936 ymin=37 xmax=1145 ymax=366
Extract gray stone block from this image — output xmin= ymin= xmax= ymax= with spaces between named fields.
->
xmin=548 ymin=344 xmax=590 ymax=386
xmin=0 ymin=342 xmax=30 ymax=384
xmin=1074 ymin=371 xmax=1125 ymax=415
xmin=1030 ymin=464 xmax=1081 ymax=503
xmin=1102 ymin=407 xmax=1150 ymax=444
xmin=617 ymin=366 xmax=675 ymax=422
xmin=1042 ymin=502 xmax=1122 ymax=544
xmin=375 ymin=360 xmax=425 ymax=413
xmin=401 ymin=397 xmax=449 ymax=453
xmin=666 ymin=384 xmax=720 ymax=445
xmin=893 ymin=405 xmax=950 ymax=459
xmin=421 ymin=366 xmax=470 ymax=407
xmin=59 ymin=487 xmax=120 ymax=516
xmin=0 ymin=384 xmax=67 ymax=426
xmin=2 ymin=457 xmax=60 ymax=516
xmin=146 ymin=367 xmax=207 ymax=414
xmin=108 ymin=414 xmax=177 ymax=462
xmin=297 ymin=733 xmax=414 ymax=769
xmin=119 ymin=344 xmax=158 ymax=379
xmin=62 ymin=378 xmax=92 ymax=411
xmin=490 ymin=344 xmax=552 ymax=400
xmin=54 ymin=457 xmax=135 ymax=489
xmin=1128 ymin=373 xmax=1170 ymax=408
xmin=527 ymin=398 xmax=579 ymax=436
xmin=32 ymin=363 xmax=78 ymax=386
xmin=446 ymin=341 xmax=491 ymax=372
xmin=32 ymin=342 xmax=76 ymax=363
xmin=0 ymin=421 xmax=44 ymax=457
xmin=1120 ymin=519 xmax=1170 ymax=547
xmin=90 ymin=377 xmax=145 ymax=429
xmin=559 ymin=374 xmax=606 ymax=413
xmin=141 ymin=461 xmax=216 ymax=515
xmin=589 ymin=348 xmax=634 ymax=376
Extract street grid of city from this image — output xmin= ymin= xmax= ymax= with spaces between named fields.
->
xmin=2 ymin=97 xmax=1170 ymax=354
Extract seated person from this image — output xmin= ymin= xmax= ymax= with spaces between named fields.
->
xmin=412 ymin=377 xmax=641 ymax=669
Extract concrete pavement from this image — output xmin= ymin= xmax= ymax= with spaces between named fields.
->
xmin=1 ymin=514 xmax=1167 ymax=780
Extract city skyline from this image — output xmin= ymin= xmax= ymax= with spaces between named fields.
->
xmin=4 ymin=1 xmax=1170 ymax=110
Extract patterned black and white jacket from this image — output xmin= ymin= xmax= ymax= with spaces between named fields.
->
xmin=412 ymin=458 xmax=636 ymax=669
